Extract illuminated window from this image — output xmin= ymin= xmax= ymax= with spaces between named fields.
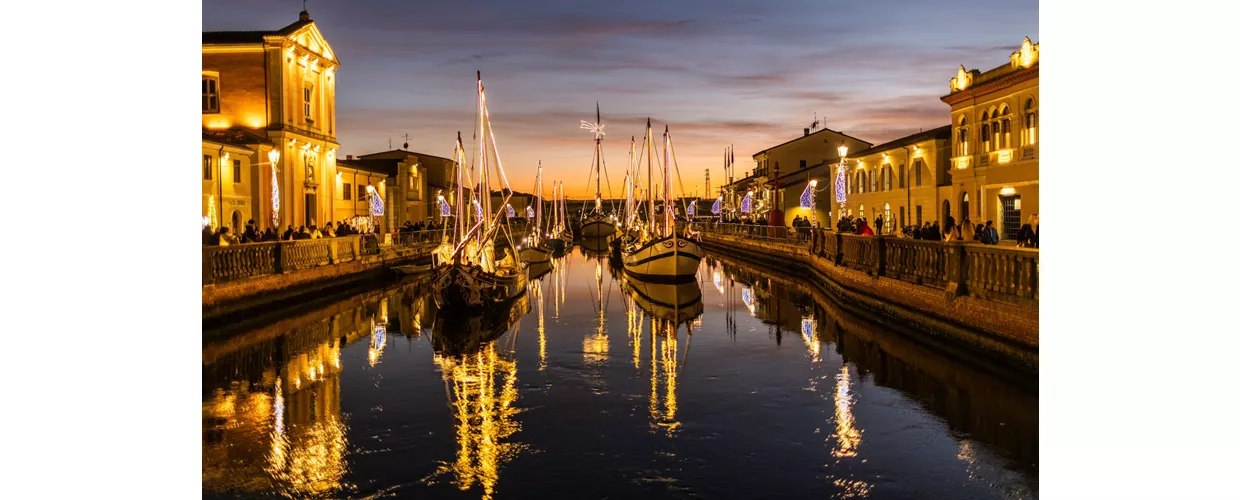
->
xmin=980 ymin=111 xmax=991 ymax=153
xmin=990 ymin=109 xmax=1000 ymax=152
xmin=343 ymin=182 xmax=352 ymax=200
xmin=232 ymin=159 xmax=241 ymax=184
xmin=957 ymin=116 xmax=968 ymax=156
xmin=1000 ymin=105 xmax=1011 ymax=149
xmin=203 ymin=155 xmax=212 ymax=180
xmin=303 ymin=84 xmax=314 ymax=122
xmin=202 ymin=75 xmax=219 ymax=113
xmin=1024 ymin=98 xmax=1037 ymax=145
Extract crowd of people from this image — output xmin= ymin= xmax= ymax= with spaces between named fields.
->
xmin=715 ymin=212 xmax=1038 ymax=248
xmin=202 ymin=218 xmax=448 ymax=246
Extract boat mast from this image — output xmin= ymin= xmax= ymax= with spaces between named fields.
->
xmin=595 ymin=103 xmax=602 ymax=215
xmin=646 ymin=119 xmax=653 ymax=240
xmin=455 ymin=132 xmax=465 ymax=245
xmin=477 ymin=71 xmax=490 ymax=240
xmin=664 ymin=126 xmax=671 ymax=238
xmin=535 ymin=161 xmax=543 ymax=245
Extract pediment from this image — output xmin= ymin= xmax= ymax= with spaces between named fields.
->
xmin=287 ymin=23 xmax=336 ymax=63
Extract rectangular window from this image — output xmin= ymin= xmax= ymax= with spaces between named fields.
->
xmin=232 ymin=159 xmax=241 ymax=184
xmin=202 ymin=75 xmax=219 ymax=113
xmin=914 ymin=159 xmax=924 ymax=186
xmin=358 ymin=184 xmax=366 ymax=201
xmin=343 ymin=182 xmax=352 ymax=200
xmin=303 ymin=85 xmax=313 ymax=121
xmin=799 ymin=160 xmax=806 ymax=169
xmin=899 ymin=206 xmax=905 ymax=229
xmin=203 ymin=155 xmax=212 ymax=180
xmin=916 ymin=205 xmax=923 ymax=226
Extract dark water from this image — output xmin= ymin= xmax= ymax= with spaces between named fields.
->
xmin=203 ymin=246 xmax=1038 ymax=499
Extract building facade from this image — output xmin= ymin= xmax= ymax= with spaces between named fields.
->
xmin=335 ymin=150 xmax=458 ymax=232
xmin=942 ymin=37 xmax=1039 ymax=240
xmin=202 ymin=10 xmax=340 ymax=232
xmin=729 ymin=127 xmax=872 ymax=222
xmin=832 ymin=126 xmax=954 ymax=233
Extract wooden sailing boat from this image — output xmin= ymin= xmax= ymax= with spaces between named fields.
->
xmin=430 ymin=72 xmax=527 ymax=310
xmin=545 ymin=181 xmax=568 ymax=255
xmin=519 ymin=161 xmax=551 ymax=265
xmin=579 ymin=104 xmax=617 ymax=239
xmin=621 ymin=120 xmax=703 ymax=282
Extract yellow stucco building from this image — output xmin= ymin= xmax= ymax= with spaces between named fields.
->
xmin=727 ymin=36 xmax=1039 ymax=240
xmin=202 ymin=10 xmax=340 ymax=232
xmin=942 ymin=37 xmax=1039 ymax=240
xmin=334 ymin=149 xmax=458 ymax=232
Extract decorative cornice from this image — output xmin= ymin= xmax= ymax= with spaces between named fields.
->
xmin=940 ymin=65 xmax=1038 ymax=106
xmin=268 ymin=123 xmax=339 ymax=146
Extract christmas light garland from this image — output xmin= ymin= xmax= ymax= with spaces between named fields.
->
xmin=711 ymin=196 xmax=722 ymax=215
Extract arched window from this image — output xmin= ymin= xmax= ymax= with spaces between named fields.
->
xmin=1024 ymin=98 xmax=1037 ymax=145
xmin=980 ymin=112 xmax=990 ymax=152
xmin=990 ymin=108 xmax=1000 ymax=152
xmin=1000 ymin=105 xmax=1011 ymax=149
xmin=961 ymin=192 xmax=970 ymax=222
xmin=958 ymin=116 xmax=969 ymax=156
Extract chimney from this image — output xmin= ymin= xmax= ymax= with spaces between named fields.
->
xmin=803 ymin=128 xmax=810 ymax=137
xmin=346 ymin=154 xmax=353 ymax=160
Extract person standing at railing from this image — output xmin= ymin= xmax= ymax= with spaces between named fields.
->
xmin=981 ymin=221 xmax=999 ymax=245
xmin=875 ymin=215 xmax=884 ymax=236
xmin=1017 ymin=215 xmax=1038 ymax=248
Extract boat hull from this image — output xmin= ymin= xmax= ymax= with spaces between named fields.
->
xmin=431 ymin=263 xmax=527 ymax=310
xmin=519 ymin=245 xmax=551 ymax=265
xmin=623 ymin=275 xmax=704 ymax=325
xmin=580 ymin=218 xmax=616 ymax=238
xmin=622 ymin=236 xmax=702 ymax=282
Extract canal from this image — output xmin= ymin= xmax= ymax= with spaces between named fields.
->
xmin=203 ymin=246 xmax=1038 ymax=499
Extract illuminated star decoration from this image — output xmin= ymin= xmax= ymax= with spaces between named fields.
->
xmin=711 ymin=196 xmax=722 ymax=215
xmin=740 ymin=192 xmax=753 ymax=214
xmin=580 ymin=120 xmax=605 ymax=138
xmin=800 ymin=184 xmax=814 ymax=209
xmin=506 ymin=204 xmax=515 ymax=218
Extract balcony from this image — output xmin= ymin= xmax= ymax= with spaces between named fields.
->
xmin=1020 ymin=145 xmax=1037 ymax=161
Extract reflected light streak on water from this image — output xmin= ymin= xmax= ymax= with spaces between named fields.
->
xmin=201 ymin=247 xmax=1038 ymax=499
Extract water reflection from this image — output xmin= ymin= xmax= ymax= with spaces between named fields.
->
xmin=204 ymin=247 xmax=1037 ymax=498
xmin=432 ymin=342 xmax=524 ymax=500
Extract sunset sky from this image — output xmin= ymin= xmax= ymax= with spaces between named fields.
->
xmin=204 ymin=0 xmax=1038 ymax=198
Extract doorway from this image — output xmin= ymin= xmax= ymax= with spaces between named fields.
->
xmin=1000 ymin=195 xmax=1021 ymax=240
xmin=231 ymin=210 xmax=242 ymax=233
xmin=305 ymin=193 xmax=317 ymax=227
xmin=942 ymin=200 xmax=951 ymax=225
xmin=961 ymin=192 xmax=970 ymax=223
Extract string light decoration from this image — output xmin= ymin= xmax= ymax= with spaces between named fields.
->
xmin=526 ymin=205 xmax=534 ymax=218
xmin=268 ymin=150 xmax=281 ymax=229
xmin=580 ymin=120 xmax=606 ymax=138
xmin=740 ymin=191 xmax=753 ymax=214
xmin=207 ymin=195 xmax=218 ymax=231
xmin=800 ymin=182 xmax=815 ymax=209
xmin=711 ymin=196 xmax=722 ymax=215
xmin=506 ymin=204 xmax=515 ymax=218
xmin=368 ymin=185 xmax=384 ymax=216
xmin=439 ymin=196 xmax=451 ymax=217
xmin=687 ymin=200 xmax=696 ymax=217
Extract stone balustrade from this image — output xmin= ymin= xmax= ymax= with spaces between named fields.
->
xmin=203 ymin=231 xmax=440 ymax=285
xmin=698 ymin=222 xmax=1038 ymax=306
